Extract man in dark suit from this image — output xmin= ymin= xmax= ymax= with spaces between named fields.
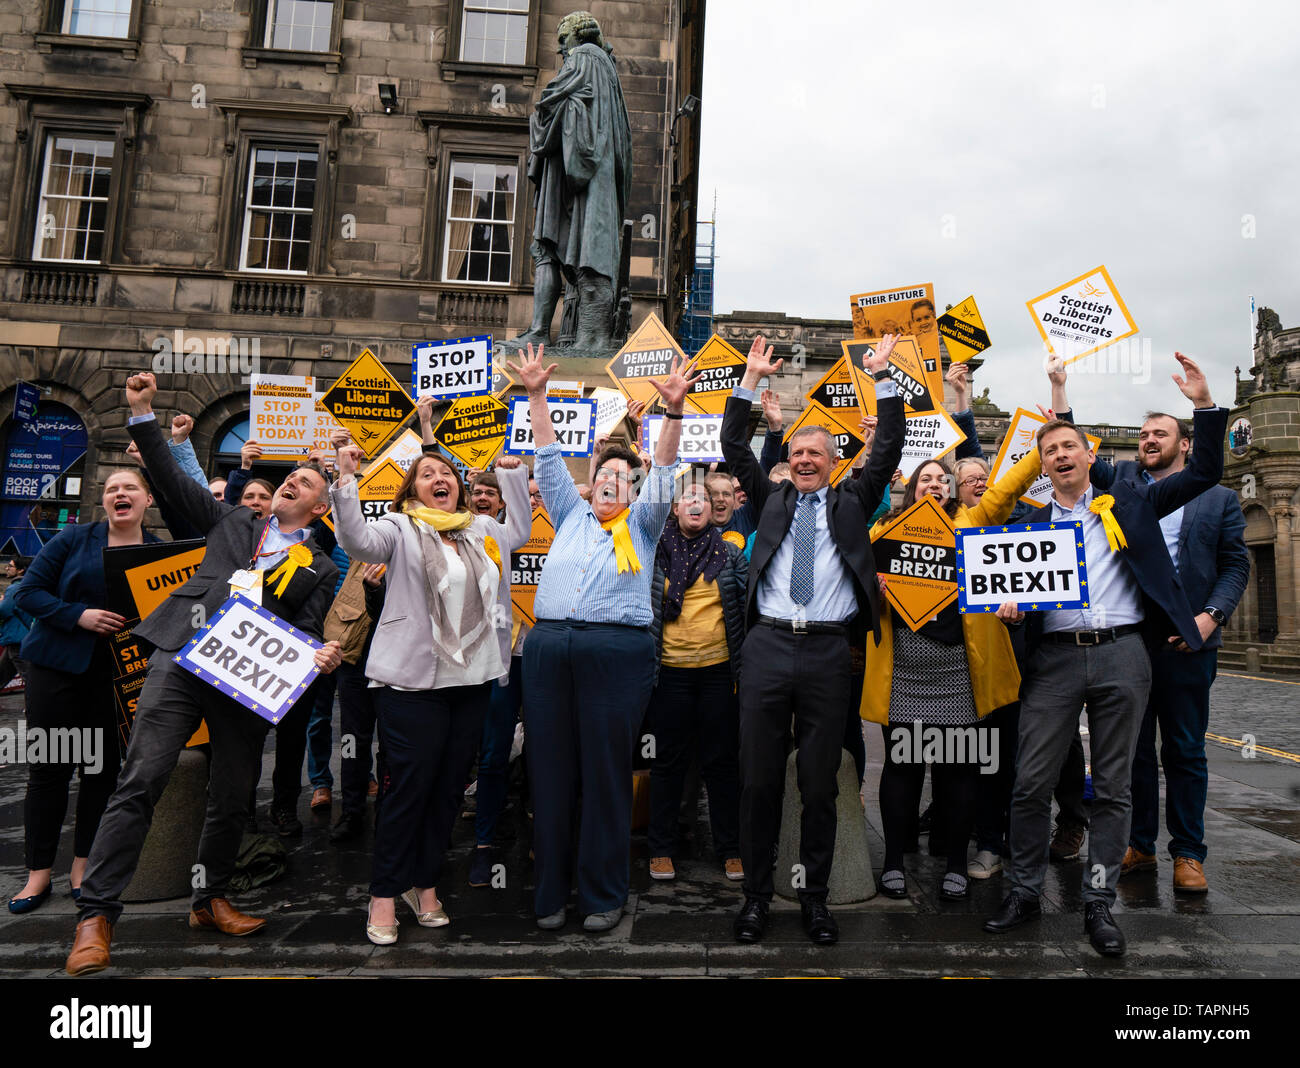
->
xmin=984 ymin=352 xmax=1228 ymax=957
xmin=1046 ymin=362 xmax=1250 ymax=895
xmin=66 ymin=372 xmax=343 ymax=976
xmin=722 ymin=334 xmax=904 ymax=945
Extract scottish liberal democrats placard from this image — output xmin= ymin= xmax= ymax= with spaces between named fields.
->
xmin=956 ymin=521 xmax=1088 ymax=613
xmin=174 ymin=594 xmax=321 ymax=725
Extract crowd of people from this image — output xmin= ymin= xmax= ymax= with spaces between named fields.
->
xmin=0 ymin=332 xmax=1246 ymax=974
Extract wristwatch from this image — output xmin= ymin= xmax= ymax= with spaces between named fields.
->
xmin=871 ymin=369 xmax=891 ymax=382
xmin=1204 ymin=606 xmax=1226 ymax=626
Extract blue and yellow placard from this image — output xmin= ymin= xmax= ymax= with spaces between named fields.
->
xmin=174 ymin=594 xmax=322 ymax=725
xmin=956 ymin=521 xmax=1088 ymax=613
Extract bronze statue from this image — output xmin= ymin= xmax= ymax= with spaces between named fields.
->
xmin=506 ymin=12 xmax=631 ymax=356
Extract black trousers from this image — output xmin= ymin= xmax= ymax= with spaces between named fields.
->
xmin=973 ymin=701 xmax=1020 ymax=853
xmin=336 ymin=660 xmax=378 ymax=817
xmin=1054 ymin=727 xmax=1089 ymax=829
xmin=738 ymin=625 xmax=851 ymax=904
xmin=79 ymin=653 xmax=270 ymax=922
xmin=647 ymin=661 xmax=740 ymax=859
xmin=22 ymin=648 xmax=120 ymax=871
xmin=524 ymin=620 xmax=656 ymax=917
xmin=270 ymin=675 xmax=323 ymax=814
xmin=369 ymin=683 xmax=488 ymax=897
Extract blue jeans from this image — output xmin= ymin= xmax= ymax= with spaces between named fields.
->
xmin=1130 ymin=646 xmax=1216 ymax=862
xmin=305 ymin=672 xmax=336 ymax=790
xmin=476 ymin=657 xmax=522 ymax=847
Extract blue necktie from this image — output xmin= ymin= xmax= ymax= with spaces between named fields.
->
xmin=790 ymin=493 xmax=817 ymax=606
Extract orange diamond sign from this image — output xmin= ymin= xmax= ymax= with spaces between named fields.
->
xmin=870 ymin=495 xmax=958 ymax=631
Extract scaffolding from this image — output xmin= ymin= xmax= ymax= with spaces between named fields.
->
xmin=679 ymin=195 xmax=715 ymax=356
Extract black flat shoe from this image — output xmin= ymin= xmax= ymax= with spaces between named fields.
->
xmin=983 ymin=891 xmax=1041 ymax=932
xmin=733 ymin=897 xmax=768 ymax=943
xmin=8 ymin=885 xmax=51 ymax=914
xmin=801 ymin=900 xmax=838 ymax=945
xmin=329 ymin=811 xmax=364 ymax=843
xmin=1084 ymin=901 xmax=1126 ymax=957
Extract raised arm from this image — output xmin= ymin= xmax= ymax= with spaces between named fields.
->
xmin=946 ymin=363 xmax=985 ymax=461
xmin=494 ymin=455 xmax=533 ymax=553
xmin=842 ymin=335 xmax=905 ymax=513
xmin=329 ymin=444 xmax=403 ymax=563
xmin=964 ymin=445 xmax=1041 ymax=526
xmin=125 ymin=372 xmax=228 ymax=535
xmin=759 ymin=389 xmax=788 ymax=474
xmin=1144 ymin=353 xmax=1227 ymax=518
xmin=723 ymin=335 xmax=784 ymax=516
xmin=165 ymin=415 xmax=209 ymax=489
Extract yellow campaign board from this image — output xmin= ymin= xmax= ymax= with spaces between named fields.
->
xmin=1026 ymin=265 xmax=1138 ymax=367
xmin=782 ymin=403 xmax=865 ymax=485
xmin=848 ymin=282 xmax=943 ymax=405
xmin=605 ymin=313 xmax=685 ymax=408
xmin=509 ymin=509 xmax=555 ymax=625
xmin=936 ymin=295 xmax=991 ymax=364
xmin=844 ymin=337 xmax=937 ymax=414
xmin=354 ymin=457 xmax=408 ymax=523
xmin=433 ymin=395 xmax=509 ymax=469
xmin=806 ymin=355 xmax=865 ymax=418
xmin=683 ymin=334 xmax=747 ymax=415
xmin=319 ymin=429 xmax=423 ymax=533
xmin=317 ymin=347 xmax=415 ymax=456
xmin=869 ymin=495 xmax=958 ymax=632
xmin=989 ymin=407 xmax=1102 ymax=507
xmin=491 ymin=357 xmax=516 ymax=398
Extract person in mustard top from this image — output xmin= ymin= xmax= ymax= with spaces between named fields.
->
xmin=646 ymin=480 xmax=748 ymax=883
xmin=863 ymin=443 xmax=1041 ymax=901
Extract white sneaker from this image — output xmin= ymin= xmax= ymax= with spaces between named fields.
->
xmin=968 ymin=850 xmax=1003 ymax=879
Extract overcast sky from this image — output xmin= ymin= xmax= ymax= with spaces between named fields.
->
xmin=695 ymin=0 xmax=1300 ymax=424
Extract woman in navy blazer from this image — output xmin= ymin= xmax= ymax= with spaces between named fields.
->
xmin=9 ymin=469 xmax=160 ymax=914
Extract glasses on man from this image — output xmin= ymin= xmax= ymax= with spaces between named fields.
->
xmin=595 ymin=468 xmax=636 ymax=484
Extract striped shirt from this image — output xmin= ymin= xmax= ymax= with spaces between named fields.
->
xmin=533 ymin=441 xmax=675 ymax=626
xmin=1043 ymin=483 xmax=1143 ymax=633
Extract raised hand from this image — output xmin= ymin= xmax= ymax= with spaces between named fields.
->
xmin=945 ymin=362 xmax=971 ymax=408
xmin=125 ymin=372 xmax=157 ymax=414
xmin=416 ymin=394 xmax=436 ymax=428
xmin=240 ymin=440 xmax=263 ymax=470
xmin=495 ymin=454 xmax=522 ymax=470
xmin=650 ymin=353 xmax=703 ymax=413
xmin=1172 ymin=351 xmax=1212 ymax=408
xmin=1045 ymin=354 xmax=1067 ymax=387
xmin=336 ymin=443 xmax=365 ymax=478
xmin=626 ymin=398 xmax=647 ymax=426
xmin=745 ymin=335 xmax=783 ymax=379
xmin=864 ymin=333 xmax=900 ymax=376
xmin=125 ymin=441 xmax=144 ymax=468
xmin=760 ymin=388 xmax=783 ymax=430
xmin=329 ymin=428 xmax=353 ymax=451
xmin=505 ymin=343 xmax=557 ymax=396
xmin=170 ymin=413 xmax=194 ymax=443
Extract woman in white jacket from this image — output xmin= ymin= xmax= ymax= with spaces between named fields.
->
xmin=331 ymin=443 xmax=529 ymax=944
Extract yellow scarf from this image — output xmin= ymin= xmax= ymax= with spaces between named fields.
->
xmin=265 ymin=543 xmax=314 ymax=598
xmin=403 ymin=501 xmax=475 ymax=531
xmin=1088 ymin=493 xmax=1128 ymax=553
xmin=600 ymin=508 xmax=641 ymax=574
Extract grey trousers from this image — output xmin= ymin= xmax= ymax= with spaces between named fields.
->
xmin=78 ymin=653 xmax=270 ymax=924
xmin=1008 ymin=633 xmax=1151 ymax=906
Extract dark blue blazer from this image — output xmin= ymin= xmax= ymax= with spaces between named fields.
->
xmin=1024 ymin=405 xmax=1229 ymax=653
xmin=1061 ymin=410 xmax=1249 ymax=651
xmin=15 ymin=521 xmax=162 ymax=674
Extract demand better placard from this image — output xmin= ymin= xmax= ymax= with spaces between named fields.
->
xmin=957 ymin=521 xmax=1088 ymax=612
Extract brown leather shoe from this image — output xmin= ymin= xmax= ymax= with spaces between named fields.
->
xmin=723 ymin=858 xmax=744 ymax=881
xmin=1120 ymin=846 xmax=1158 ymax=876
xmin=189 ymin=898 xmax=267 ymax=936
xmin=1049 ymin=824 xmax=1086 ymax=862
xmin=1173 ymin=857 xmax=1208 ymax=894
xmin=66 ymin=915 xmax=112 ymax=976
xmin=649 ymin=856 xmax=676 ymax=880
xmin=311 ymin=787 xmax=332 ymax=809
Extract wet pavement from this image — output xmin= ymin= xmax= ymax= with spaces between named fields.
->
xmin=1 ymin=670 xmax=1297 ymax=978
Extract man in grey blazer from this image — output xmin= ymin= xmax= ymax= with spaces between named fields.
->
xmin=67 ymin=372 xmax=343 ymax=976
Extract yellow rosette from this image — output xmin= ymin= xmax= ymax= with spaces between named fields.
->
xmin=600 ymin=508 xmax=641 ymax=574
xmin=265 ymin=543 xmax=314 ymax=597
xmin=1088 ymin=493 xmax=1128 ymax=553
xmin=482 ymin=534 xmax=501 ymax=571
xmin=721 ymin=530 xmax=747 ymax=550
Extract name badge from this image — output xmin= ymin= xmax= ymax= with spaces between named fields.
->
xmin=228 ymin=569 xmax=263 ymax=606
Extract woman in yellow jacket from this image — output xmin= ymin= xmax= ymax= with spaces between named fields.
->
xmin=865 ymin=446 xmax=1040 ymax=901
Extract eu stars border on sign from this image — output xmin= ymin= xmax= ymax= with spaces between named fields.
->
xmin=956 ymin=521 xmax=1088 ymax=613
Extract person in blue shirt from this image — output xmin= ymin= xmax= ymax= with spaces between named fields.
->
xmin=505 ymin=343 xmax=699 ymax=933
